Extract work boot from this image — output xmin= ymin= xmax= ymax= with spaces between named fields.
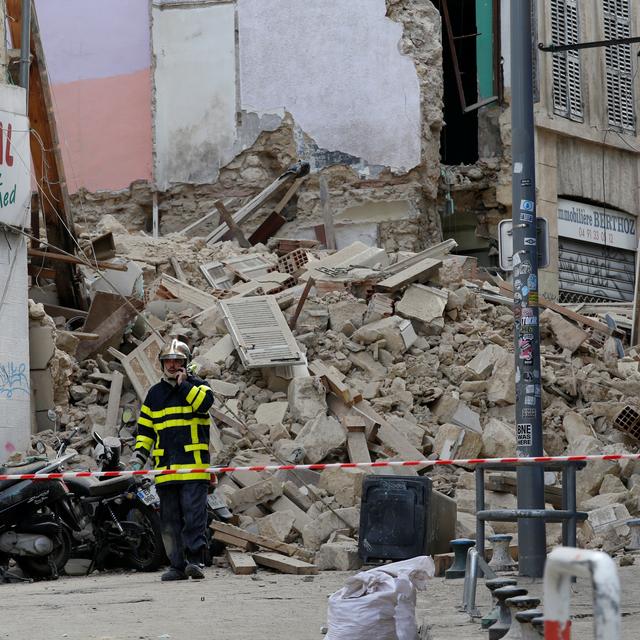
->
xmin=161 ymin=567 xmax=187 ymax=581
xmin=185 ymin=563 xmax=205 ymax=580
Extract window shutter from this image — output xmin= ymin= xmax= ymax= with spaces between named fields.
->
xmin=603 ymin=0 xmax=635 ymax=133
xmin=551 ymin=0 xmax=584 ymax=122
xmin=219 ymin=296 xmax=305 ymax=368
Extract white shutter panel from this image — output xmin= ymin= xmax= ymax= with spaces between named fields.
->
xmin=603 ymin=0 xmax=635 ymax=132
xmin=551 ymin=0 xmax=584 ymax=122
xmin=219 ymin=296 xmax=305 ymax=368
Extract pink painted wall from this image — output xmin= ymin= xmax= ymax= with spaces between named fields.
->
xmin=35 ymin=0 xmax=152 ymax=193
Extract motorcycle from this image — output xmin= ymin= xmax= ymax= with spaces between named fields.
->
xmin=53 ymin=430 xmax=166 ymax=573
xmin=0 ymin=452 xmax=83 ymax=580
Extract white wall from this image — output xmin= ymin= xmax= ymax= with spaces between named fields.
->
xmin=238 ymin=0 xmax=421 ymax=172
xmin=152 ymin=2 xmax=237 ymax=190
xmin=0 ymin=231 xmax=30 ymax=461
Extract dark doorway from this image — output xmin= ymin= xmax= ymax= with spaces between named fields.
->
xmin=436 ymin=0 xmax=479 ymax=164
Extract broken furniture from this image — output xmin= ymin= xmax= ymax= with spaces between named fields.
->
xmin=219 ymin=295 xmax=306 ymax=368
xmin=475 ymin=461 xmax=588 ymax=573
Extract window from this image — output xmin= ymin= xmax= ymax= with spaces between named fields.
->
xmin=551 ymin=0 xmax=584 ymax=122
xmin=603 ymin=0 xmax=636 ymax=133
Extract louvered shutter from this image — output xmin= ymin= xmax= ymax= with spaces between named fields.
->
xmin=551 ymin=0 xmax=584 ymax=122
xmin=219 ymin=295 xmax=305 ymax=368
xmin=603 ymin=0 xmax=635 ymax=133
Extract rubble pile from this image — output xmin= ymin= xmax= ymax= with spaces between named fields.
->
xmin=21 ymin=222 xmax=640 ymax=573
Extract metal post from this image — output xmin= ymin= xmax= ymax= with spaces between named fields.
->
xmin=18 ymin=0 xmax=31 ymax=96
xmin=510 ymin=0 xmax=546 ymax=577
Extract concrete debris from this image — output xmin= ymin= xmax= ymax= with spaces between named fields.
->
xmin=23 ymin=230 xmax=640 ymax=572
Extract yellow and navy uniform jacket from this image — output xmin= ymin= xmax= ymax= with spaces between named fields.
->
xmin=133 ymin=375 xmax=214 ymax=485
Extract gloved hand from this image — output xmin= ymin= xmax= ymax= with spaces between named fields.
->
xmin=130 ymin=461 xmax=143 ymax=471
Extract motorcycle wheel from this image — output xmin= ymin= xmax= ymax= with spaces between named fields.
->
xmin=16 ymin=526 xmax=71 ymax=579
xmin=122 ymin=503 xmax=165 ymax=572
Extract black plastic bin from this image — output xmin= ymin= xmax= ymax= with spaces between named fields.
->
xmin=358 ymin=475 xmax=456 ymax=562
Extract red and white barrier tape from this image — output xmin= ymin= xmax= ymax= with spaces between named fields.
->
xmin=0 ymin=452 xmax=637 ymax=481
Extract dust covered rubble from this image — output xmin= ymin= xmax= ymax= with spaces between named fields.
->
xmin=20 ymin=224 xmax=640 ymax=570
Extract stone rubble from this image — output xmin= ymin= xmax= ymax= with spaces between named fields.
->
xmin=20 ymin=224 xmax=640 ymax=572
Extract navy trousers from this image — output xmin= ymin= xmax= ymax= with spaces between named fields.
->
xmin=156 ymin=481 xmax=208 ymax=570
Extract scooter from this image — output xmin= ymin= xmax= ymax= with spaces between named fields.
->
xmin=55 ymin=431 xmax=166 ymax=573
xmin=0 ymin=452 xmax=83 ymax=580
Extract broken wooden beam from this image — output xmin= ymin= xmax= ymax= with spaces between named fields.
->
xmin=375 ymin=257 xmax=442 ymax=293
xmin=28 ymin=248 xmax=128 ymax=272
xmin=209 ymin=521 xmax=313 ymax=562
xmin=226 ymin=550 xmax=258 ymax=575
xmin=252 ymin=552 xmax=318 ymax=575
xmin=215 ymin=201 xmax=251 ymax=248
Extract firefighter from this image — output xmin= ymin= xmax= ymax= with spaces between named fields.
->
xmin=131 ymin=339 xmax=214 ymax=581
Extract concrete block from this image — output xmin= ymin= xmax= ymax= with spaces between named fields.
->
xmin=209 ymin=379 xmax=239 ymax=397
xmin=301 ymin=506 xmax=360 ymax=550
xmin=256 ymin=511 xmax=296 ymax=543
xmin=434 ymin=423 xmax=483 ymax=460
xmin=540 ymin=308 xmax=589 ymax=353
xmin=200 ymin=335 xmax=235 ymax=366
xmin=481 ymin=418 xmax=516 ymax=458
xmin=329 ymin=301 xmax=367 ymax=336
xmin=227 ymin=477 xmax=284 ymax=512
xmin=432 ymin=394 xmax=481 ymax=433
xmin=348 ymin=352 xmax=387 ymax=379
xmin=255 ymin=401 xmax=289 ymax=426
xmin=29 ymin=325 xmax=56 ymax=369
xmin=351 ymin=315 xmax=409 ymax=354
xmin=319 ymin=467 xmax=368 ymax=508
xmin=486 ymin=348 xmax=515 ymax=406
xmin=287 ymin=377 xmax=327 ymax=423
xmin=316 ymin=540 xmax=363 ymax=571
xmin=588 ymin=503 xmax=631 ymax=535
xmin=466 ymin=344 xmax=507 ymax=380
xmin=295 ymin=415 xmax=346 ymax=464
xmin=396 ymin=283 xmax=448 ymax=324
xmin=563 ymin=412 xmax=592 ymax=449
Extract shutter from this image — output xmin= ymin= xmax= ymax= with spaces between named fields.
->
xmin=219 ymin=295 xmax=305 ymax=368
xmin=551 ymin=0 xmax=584 ymax=122
xmin=558 ymin=238 xmax=636 ymax=303
xmin=603 ymin=0 xmax=635 ymax=132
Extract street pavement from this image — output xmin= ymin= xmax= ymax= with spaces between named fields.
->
xmin=1 ymin=563 xmax=640 ymax=639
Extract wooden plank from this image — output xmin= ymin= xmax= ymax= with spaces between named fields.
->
xmin=347 ymin=431 xmax=371 ymax=464
xmin=76 ymin=295 xmax=145 ymax=361
xmin=27 ymin=264 xmax=57 ymax=279
xmin=375 ymin=257 xmax=442 ymax=293
xmin=226 ymin=550 xmax=258 ymax=575
xmin=288 ymin=277 xmax=314 ymax=330
xmin=7 ymin=0 xmax=82 ymax=308
xmin=169 ymin=257 xmax=188 ymax=283
xmin=252 ymin=552 xmax=318 ymax=575
xmin=210 ymin=521 xmax=313 ymax=562
xmin=215 ymin=201 xmax=251 ymax=248
xmin=28 ymin=248 xmax=128 ymax=271
xmin=309 ymin=360 xmax=353 ymax=404
xmin=499 ymin=281 xmax=616 ymax=336
xmin=319 ymin=175 xmax=336 ymax=250
xmin=210 ymin=405 xmax=246 ymax=432
xmin=353 ymin=400 xmax=425 ymax=462
xmin=104 ymin=371 xmax=124 ymax=438
xmin=212 ymin=531 xmax=255 ymax=552
xmin=207 ymin=166 xmax=304 ymax=245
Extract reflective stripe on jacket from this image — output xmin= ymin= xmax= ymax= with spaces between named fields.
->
xmin=134 ymin=375 xmax=214 ymax=484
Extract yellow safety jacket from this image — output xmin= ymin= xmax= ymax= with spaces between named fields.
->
xmin=134 ymin=375 xmax=214 ymax=485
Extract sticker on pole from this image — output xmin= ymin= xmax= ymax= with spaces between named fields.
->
xmin=517 ymin=423 xmax=533 ymax=447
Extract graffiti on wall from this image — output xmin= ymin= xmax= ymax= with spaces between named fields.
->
xmin=0 ymin=362 xmax=29 ymax=399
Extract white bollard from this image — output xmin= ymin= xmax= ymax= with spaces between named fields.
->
xmin=543 ymin=547 xmax=620 ymax=640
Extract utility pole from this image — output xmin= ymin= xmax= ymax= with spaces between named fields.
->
xmin=510 ymin=0 xmax=546 ymax=577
